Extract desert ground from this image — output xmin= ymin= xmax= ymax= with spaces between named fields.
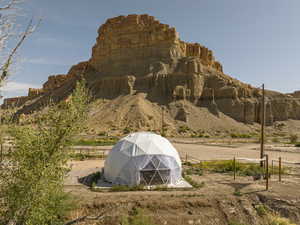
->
xmin=64 ymin=139 xmax=300 ymax=225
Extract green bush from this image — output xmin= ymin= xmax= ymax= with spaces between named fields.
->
xmin=255 ymin=204 xmax=268 ymax=216
xmin=123 ymin=127 xmax=131 ymax=134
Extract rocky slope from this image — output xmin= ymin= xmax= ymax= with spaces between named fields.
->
xmin=2 ymin=14 xmax=300 ymax=134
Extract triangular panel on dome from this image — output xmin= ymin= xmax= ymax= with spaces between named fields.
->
xmin=142 ymin=160 xmax=156 ymax=170
xmin=120 ymin=141 xmax=136 ymax=156
xmin=151 ymin=155 xmax=160 ymax=168
xmin=135 ymin=145 xmax=148 ymax=156
xmin=157 ymin=160 xmax=169 ymax=169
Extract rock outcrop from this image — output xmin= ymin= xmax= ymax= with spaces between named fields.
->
xmin=3 ymin=14 xmax=300 ymax=130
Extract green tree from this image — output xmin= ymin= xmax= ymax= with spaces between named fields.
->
xmin=0 ymin=80 xmax=89 ymax=225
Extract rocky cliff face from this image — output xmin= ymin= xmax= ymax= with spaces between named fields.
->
xmin=3 ymin=14 xmax=300 ymax=130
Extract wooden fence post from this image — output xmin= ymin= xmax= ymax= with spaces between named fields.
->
xmin=279 ymin=157 xmax=282 ymax=182
xmin=0 ymin=143 xmax=3 ymax=163
xmin=265 ymin=154 xmax=269 ymax=191
xmin=271 ymin=160 xmax=274 ymax=176
xmin=233 ymin=157 xmax=236 ymax=180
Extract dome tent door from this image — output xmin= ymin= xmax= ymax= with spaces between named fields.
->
xmin=139 ymin=155 xmax=171 ymax=185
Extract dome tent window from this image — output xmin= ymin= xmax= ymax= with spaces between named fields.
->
xmin=104 ymin=132 xmax=182 ymax=186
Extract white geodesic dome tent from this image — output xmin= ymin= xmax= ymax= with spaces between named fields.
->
xmin=104 ymin=132 xmax=182 ymax=186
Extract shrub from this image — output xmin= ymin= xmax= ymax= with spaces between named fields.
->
xmin=289 ymin=134 xmax=298 ymax=143
xmin=178 ymin=125 xmax=190 ymax=133
xmin=255 ymin=204 xmax=268 ymax=216
xmin=123 ymin=127 xmax=131 ymax=134
xmin=98 ymin=131 xmax=108 ymax=136
xmin=295 ymin=143 xmax=300 ymax=147
xmin=233 ymin=191 xmax=242 ymax=196
xmin=268 ymin=214 xmax=296 ymax=225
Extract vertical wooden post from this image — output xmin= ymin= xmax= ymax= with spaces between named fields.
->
xmin=185 ymin=153 xmax=188 ymax=163
xmin=265 ymin=155 xmax=269 ymax=191
xmin=260 ymin=84 xmax=265 ymax=167
xmin=0 ymin=143 xmax=3 ymax=163
xmin=279 ymin=157 xmax=282 ymax=182
xmin=161 ymin=106 xmax=164 ymax=136
xmin=271 ymin=160 xmax=274 ymax=177
xmin=233 ymin=157 xmax=236 ymax=180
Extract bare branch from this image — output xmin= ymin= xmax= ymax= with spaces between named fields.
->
xmin=0 ymin=18 xmax=41 ymax=87
xmin=0 ymin=0 xmax=18 ymax=11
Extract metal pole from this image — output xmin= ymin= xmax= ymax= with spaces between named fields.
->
xmin=265 ymin=155 xmax=269 ymax=191
xmin=234 ymin=157 xmax=236 ymax=180
xmin=260 ymin=84 xmax=265 ymax=167
xmin=279 ymin=157 xmax=282 ymax=182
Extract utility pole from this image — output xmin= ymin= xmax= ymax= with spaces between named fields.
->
xmin=260 ymin=84 xmax=265 ymax=167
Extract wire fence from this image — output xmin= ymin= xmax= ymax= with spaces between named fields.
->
xmin=182 ymin=152 xmax=300 ymax=190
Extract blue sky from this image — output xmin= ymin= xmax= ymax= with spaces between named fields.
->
xmin=1 ymin=0 xmax=299 ymax=102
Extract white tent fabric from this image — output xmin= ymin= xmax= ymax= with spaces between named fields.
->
xmin=104 ymin=132 xmax=182 ymax=186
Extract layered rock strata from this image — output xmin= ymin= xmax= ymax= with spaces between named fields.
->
xmin=3 ymin=14 xmax=300 ymax=126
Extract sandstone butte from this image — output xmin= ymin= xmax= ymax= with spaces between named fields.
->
xmin=2 ymin=14 xmax=300 ymax=132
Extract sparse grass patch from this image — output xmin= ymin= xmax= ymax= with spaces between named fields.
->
xmin=71 ymin=137 xmax=118 ymax=146
xmin=183 ymin=175 xmax=205 ymax=188
xmin=267 ymin=214 xmax=296 ymax=225
xmin=69 ymin=153 xmax=105 ymax=160
xmin=233 ymin=190 xmax=242 ymax=196
xmin=187 ymin=160 xmax=287 ymax=177
xmin=110 ymin=185 xmax=145 ymax=192
xmin=121 ymin=208 xmax=157 ymax=225
xmin=230 ymin=133 xmax=253 ymax=138
xmin=152 ymin=185 xmax=169 ymax=191
xmin=228 ymin=221 xmax=249 ymax=225
xmin=184 ymin=167 xmax=203 ymax=176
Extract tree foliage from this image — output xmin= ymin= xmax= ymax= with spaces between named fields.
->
xmin=0 ymin=80 xmax=89 ymax=225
